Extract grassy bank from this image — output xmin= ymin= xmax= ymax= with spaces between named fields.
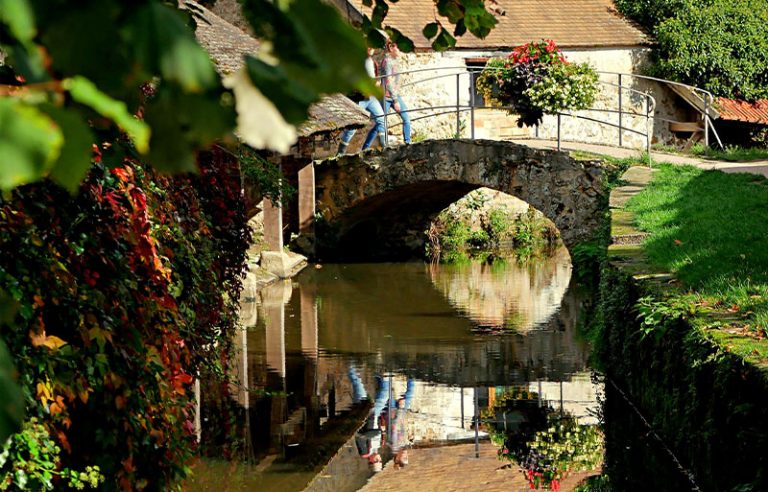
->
xmin=624 ymin=163 xmax=768 ymax=366
xmin=652 ymin=143 xmax=768 ymax=162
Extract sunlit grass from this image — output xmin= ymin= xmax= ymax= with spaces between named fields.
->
xmin=652 ymin=143 xmax=768 ymax=162
xmin=625 ymin=164 xmax=768 ymax=361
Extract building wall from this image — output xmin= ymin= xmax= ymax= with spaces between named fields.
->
xmin=390 ymin=48 xmax=689 ymax=148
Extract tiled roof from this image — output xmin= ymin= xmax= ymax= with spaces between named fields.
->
xmin=298 ymin=95 xmax=369 ymax=136
xmin=351 ymin=0 xmax=649 ymax=49
xmin=717 ymin=97 xmax=768 ymax=125
xmin=183 ymin=0 xmax=259 ymax=75
xmin=183 ymin=1 xmax=368 ymax=136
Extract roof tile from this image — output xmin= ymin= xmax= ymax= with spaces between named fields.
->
xmin=717 ymin=97 xmax=768 ymax=125
xmin=353 ymin=0 xmax=649 ymax=49
xmin=183 ymin=1 xmax=369 ymax=137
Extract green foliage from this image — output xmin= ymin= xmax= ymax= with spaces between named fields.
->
xmin=626 ymin=163 xmax=768 ymax=340
xmin=237 ymin=145 xmax=295 ymax=205
xmin=616 ymin=0 xmax=768 ymax=100
xmin=485 ymin=388 xmax=603 ymax=490
xmin=0 ymin=154 xmax=249 ymax=489
xmin=361 ymin=0 xmax=498 ymax=51
xmin=573 ymin=475 xmax=612 ymax=492
xmin=597 ymin=266 xmax=768 ymax=491
xmin=571 ymin=241 xmax=606 ymax=286
xmin=476 ymin=40 xmax=599 ymax=127
xmin=525 ymin=62 xmax=599 ymax=116
xmin=613 ymin=0 xmax=688 ymax=30
xmin=426 ymin=195 xmax=556 ymax=263
xmin=688 ymin=144 xmax=768 ymax=162
xmin=0 ymin=418 xmax=103 ymax=490
xmin=0 ymin=338 xmax=23 ymax=444
xmin=635 ymin=294 xmax=699 ymax=340
xmin=0 ymin=0 xmax=384 ymax=192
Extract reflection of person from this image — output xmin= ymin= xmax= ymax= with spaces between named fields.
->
xmin=381 ymin=377 xmax=414 ymax=469
xmin=348 ymin=365 xmax=368 ymax=403
xmin=338 ymin=47 xmax=386 ymax=154
xmin=352 ymin=374 xmax=415 ymax=472
xmin=380 ymin=41 xmax=411 ymax=144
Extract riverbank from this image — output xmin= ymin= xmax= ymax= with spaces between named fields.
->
xmin=612 ymin=162 xmax=768 ymax=367
xmin=595 ymin=160 xmax=768 ymax=491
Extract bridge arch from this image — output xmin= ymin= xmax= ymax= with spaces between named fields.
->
xmin=311 ymin=139 xmax=607 ymax=260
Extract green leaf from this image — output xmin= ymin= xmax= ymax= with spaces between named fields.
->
xmin=127 ymin=2 xmax=218 ymax=94
xmin=385 ymin=27 xmax=415 ymax=52
xmin=453 ymin=18 xmax=467 ymax=37
xmin=0 ymin=98 xmax=63 ymax=191
xmin=0 ymin=337 xmax=23 ymax=443
xmin=436 ymin=0 xmax=464 ymax=24
xmin=0 ymin=0 xmax=36 ymax=42
xmin=462 ymin=4 xmax=497 ymax=38
xmin=432 ymin=27 xmax=457 ymax=51
xmin=143 ymin=85 xmax=236 ymax=171
xmin=36 ymin=1 xmax=131 ymax=91
xmin=277 ymin=0 xmax=377 ymax=95
xmin=366 ymin=25 xmax=388 ymax=48
xmin=0 ymin=289 xmax=23 ymax=443
xmin=42 ymin=106 xmax=94 ymax=192
xmin=422 ymin=21 xmax=439 ymax=40
xmin=64 ymin=76 xmax=150 ymax=154
xmin=241 ymin=0 xmax=376 ymax=120
xmin=371 ymin=0 xmax=389 ymax=27
xmin=245 ymin=57 xmax=316 ymax=126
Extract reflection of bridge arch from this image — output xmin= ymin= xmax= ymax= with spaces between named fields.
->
xmin=312 ymin=139 xmax=605 ymax=260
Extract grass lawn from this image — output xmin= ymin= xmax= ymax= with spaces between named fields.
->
xmin=652 ymin=143 xmax=768 ymax=162
xmin=624 ymin=163 xmax=768 ymax=365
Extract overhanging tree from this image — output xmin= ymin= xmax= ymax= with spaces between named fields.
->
xmin=0 ymin=0 xmax=500 ymax=487
xmin=615 ymin=0 xmax=768 ymax=100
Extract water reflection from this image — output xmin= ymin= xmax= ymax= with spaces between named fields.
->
xmin=189 ymin=250 xmax=600 ymax=491
xmin=483 ymin=378 xmax=603 ymax=490
xmin=428 ymin=248 xmax=572 ymax=331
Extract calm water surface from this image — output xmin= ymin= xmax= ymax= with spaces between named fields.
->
xmin=189 ymin=249 xmax=603 ymax=491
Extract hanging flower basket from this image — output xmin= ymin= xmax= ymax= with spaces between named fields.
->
xmin=476 ymin=40 xmax=599 ymax=127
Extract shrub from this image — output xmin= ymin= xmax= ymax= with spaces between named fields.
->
xmin=0 ymin=149 xmax=249 ymax=490
xmin=617 ymin=0 xmax=768 ymax=100
xmin=476 ymin=40 xmax=599 ymax=126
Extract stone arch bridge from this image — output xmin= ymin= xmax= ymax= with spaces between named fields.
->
xmin=290 ymin=139 xmax=607 ymax=261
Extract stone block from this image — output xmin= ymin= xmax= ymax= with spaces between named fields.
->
xmin=260 ymin=251 xmax=307 ymax=278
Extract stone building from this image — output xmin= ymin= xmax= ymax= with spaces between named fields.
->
xmin=341 ymin=0 xmax=695 ymax=149
xmin=185 ymin=0 xmax=370 ymax=269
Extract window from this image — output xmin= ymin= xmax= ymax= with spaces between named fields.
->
xmin=466 ymin=58 xmax=488 ymax=107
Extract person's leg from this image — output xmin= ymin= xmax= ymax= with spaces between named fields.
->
xmin=362 ymin=97 xmax=385 ymax=150
xmin=396 ymin=95 xmax=411 ymax=144
xmin=348 ymin=365 xmax=368 ymax=403
xmin=371 ymin=375 xmax=390 ymax=429
xmin=338 ymin=127 xmax=356 ymax=154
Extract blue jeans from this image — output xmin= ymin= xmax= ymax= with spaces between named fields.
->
xmin=384 ymin=96 xmax=411 ymax=144
xmin=341 ymin=97 xmax=385 ymax=150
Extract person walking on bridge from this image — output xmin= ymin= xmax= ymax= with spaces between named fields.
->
xmin=338 ymin=47 xmax=387 ymax=154
xmin=380 ymin=41 xmax=411 ymax=145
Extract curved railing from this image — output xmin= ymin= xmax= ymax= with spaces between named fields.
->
xmin=371 ymin=66 xmax=723 ymax=152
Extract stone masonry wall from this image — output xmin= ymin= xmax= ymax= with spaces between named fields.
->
xmin=314 ymin=139 xmax=607 ymax=252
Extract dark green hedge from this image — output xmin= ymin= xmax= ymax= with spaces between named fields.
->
xmin=597 ymin=267 xmax=768 ymax=492
xmin=616 ymin=0 xmax=768 ymax=100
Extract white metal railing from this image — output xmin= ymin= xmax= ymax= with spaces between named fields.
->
xmin=369 ymin=65 xmax=723 ymax=153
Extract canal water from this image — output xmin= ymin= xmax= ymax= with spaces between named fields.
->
xmin=188 ymin=248 xmax=606 ymax=491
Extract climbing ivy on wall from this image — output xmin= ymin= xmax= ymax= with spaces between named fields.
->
xmin=0 ymin=149 xmax=248 ymax=490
